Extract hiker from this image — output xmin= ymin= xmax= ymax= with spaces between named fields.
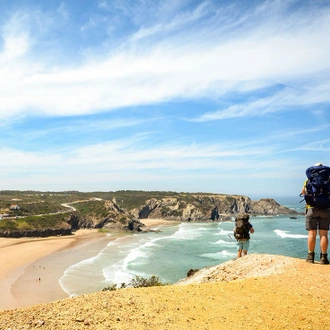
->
xmin=301 ymin=162 xmax=330 ymax=264
xmin=233 ymin=213 xmax=254 ymax=258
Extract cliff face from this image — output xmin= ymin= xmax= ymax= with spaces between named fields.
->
xmin=0 ymin=193 xmax=298 ymax=237
xmin=68 ymin=199 xmax=131 ymax=230
xmin=73 ymin=194 xmax=297 ymax=229
xmin=130 ymin=194 xmax=297 ymax=221
xmin=250 ymin=198 xmax=293 ymax=215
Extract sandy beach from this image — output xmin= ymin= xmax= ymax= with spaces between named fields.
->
xmin=139 ymin=218 xmax=172 ymax=227
xmin=0 ymin=229 xmax=114 ymax=310
xmin=0 ymin=219 xmax=170 ymax=310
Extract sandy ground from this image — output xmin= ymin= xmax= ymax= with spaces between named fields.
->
xmin=139 ymin=218 xmax=173 ymax=227
xmin=0 ymin=229 xmax=108 ymax=310
xmin=0 ymin=254 xmax=329 ymax=329
xmin=0 ymin=219 xmax=167 ymax=282
xmin=0 ymin=220 xmax=170 ymax=310
xmin=0 ymin=229 xmax=99 ymax=281
xmin=2 ymin=221 xmax=329 ymax=329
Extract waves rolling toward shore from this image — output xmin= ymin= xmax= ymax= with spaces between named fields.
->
xmin=58 ymin=196 xmax=308 ymax=297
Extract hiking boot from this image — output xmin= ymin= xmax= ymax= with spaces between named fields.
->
xmin=306 ymin=252 xmax=315 ymax=263
xmin=320 ymin=253 xmax=329 ymax=265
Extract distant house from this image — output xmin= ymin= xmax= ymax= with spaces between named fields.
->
xmin=10 ymin=205 xmax=20 ymax=210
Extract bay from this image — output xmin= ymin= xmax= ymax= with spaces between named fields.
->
xmin=59 ymin=196 xmax=310 ymax=297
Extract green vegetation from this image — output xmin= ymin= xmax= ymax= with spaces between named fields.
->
xmin=111 ymin=190 xmax=180 ymax=210
xmin=160 ymin=206 xmax=183 ymax=217
xmin=226 ymin=196 xmax=236 ymax=203
xmin=102 ymin=275 xmax=167 ymax=291
xmin=0 ymin=189 xmax=245 ymax=236
xmin=119 ymin=217 xmax=128 ymax=224
xmin=0 ymin=214 xmax=69 ymax=231
xmin=73 ymin=200 xmax=109 ymax=218
xmin=0 ymin=189 xmax=222 ymax=214
xmin=129 ymin=275 xmax=166 ymax=288
xmin=0 ymin=219 xmax=17 ymax=230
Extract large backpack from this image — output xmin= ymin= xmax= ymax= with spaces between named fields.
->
xmin=304 ymin=165 xmax=330 ymax=209
xmin=234 ymin=213 xmax=250 ymax=240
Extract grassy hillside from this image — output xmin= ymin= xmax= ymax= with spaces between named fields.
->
xmin=0 ymin=214 xmax=70 ymax=231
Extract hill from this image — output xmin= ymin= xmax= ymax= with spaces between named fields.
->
xmin=0 ymin=254 xmax=329 ymax=329
xmin=0 ymin=190 xmax=298 ymax=237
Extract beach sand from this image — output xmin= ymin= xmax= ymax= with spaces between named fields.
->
xmin=0 ymin=229 xmax=114 ymax=310
xmin=139 ymin=218 xmax=172 ymax=227
xmin=0 ymin=219 xmax=170 ymax=310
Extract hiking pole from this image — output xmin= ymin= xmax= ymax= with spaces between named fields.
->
xmin=228 ymin=235 xmax=233 ymax=240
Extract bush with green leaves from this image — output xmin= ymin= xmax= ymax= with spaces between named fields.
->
xmin=102 ymin=275 xmax=166 ymax=291
xmin=129 ymin=275 xmax=166 ymax=288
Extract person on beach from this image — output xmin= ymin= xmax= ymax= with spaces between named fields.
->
xmin=233 ymin=213 xmax=254 ymax=258
xmin=301 ymin=162 xmax=330 ymax=264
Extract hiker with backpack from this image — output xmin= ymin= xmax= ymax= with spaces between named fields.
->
xmin=233 ymin=213 xmax=254 ymax=258
xmin=301 ymin=162 xmax=330 ymax=264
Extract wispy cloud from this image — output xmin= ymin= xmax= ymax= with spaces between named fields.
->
xmin=1 ymin=1 xmax=329 ymax=120
xmin=191 ymin=79 xmax=330 ymax=122
xmin=1 ymin=0 xmax=330 ymax=195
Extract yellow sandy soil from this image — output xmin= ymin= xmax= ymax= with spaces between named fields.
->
xmin=0 ymin=254 xmax=329 ymax=329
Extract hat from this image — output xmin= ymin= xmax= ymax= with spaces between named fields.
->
xmin=314 ymin=162 xmax=323 ymax=166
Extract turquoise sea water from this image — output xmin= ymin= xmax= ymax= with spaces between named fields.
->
xmin=59 ymin=196 xmax=309 ymax=297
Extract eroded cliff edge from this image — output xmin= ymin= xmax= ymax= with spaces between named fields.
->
xmin=0 ymin=191 xmax=298 ymax=237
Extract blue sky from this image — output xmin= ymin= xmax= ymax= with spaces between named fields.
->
xmin=0 ymin=0 xmax=330 ymax=198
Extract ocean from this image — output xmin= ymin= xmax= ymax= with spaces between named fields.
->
xmin=59 ymin=196 xmax=309 ymax=297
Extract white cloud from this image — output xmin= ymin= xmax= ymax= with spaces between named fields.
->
xmin=191 ymin=78 xmax=330 ymax=122
xmin=0 ymin=132 xmax=288 ymax=178
xmin=0 ymin=1 xmax=330 ymax=195
xmin=0 ymin=1 xmax=329 ymax=120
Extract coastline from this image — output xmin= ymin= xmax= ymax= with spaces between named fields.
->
xmin=0 ymin=229 xmax=110 ymax=310
xmin=1 ymin=254 xmax=329 ymax=329
xmin=0 ymin=219 xmax=170 ymax=310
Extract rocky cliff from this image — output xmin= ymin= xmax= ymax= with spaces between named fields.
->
xmin=130 ymin=194 xmax=297 ymax=222
xmin=0 ymin=193 xmax=298 ymax=237
xmin=72 ymin=194 xmax=297 ymax=229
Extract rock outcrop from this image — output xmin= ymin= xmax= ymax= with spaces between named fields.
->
xmin=0 ymin=193 xmax=298 ymax=237
xmin=68 ymin=199 xmax=132 ymax=231
xmin=131 ymin=194 xmax=297 ymax=222
xmin=176 ymin=254 xmax=299 ymax=285
xmin=249 ymin=198 xmax=293 ymax=215
xmin=68 ymin=194 xmax=298 ymax=231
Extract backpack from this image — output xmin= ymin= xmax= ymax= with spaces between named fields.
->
xmin=234 ymin=213 xmax=250 ymax=240
xmin=304 ymin=165 xmax=330 ymax=209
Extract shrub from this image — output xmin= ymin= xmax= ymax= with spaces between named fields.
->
xmin=102 ymin=275 xmax=166 ymax=291
xmin=129 ymin=275 xmax=165 ymax=288
xmin=102 ymin=284 xmax=118 ymax=291
xmin=119 ymin=217 xmax=127 ymax=224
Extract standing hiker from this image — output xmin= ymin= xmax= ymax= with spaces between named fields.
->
xmin=233 ymin=213 xmax=254 ymax=258
xmin=301 ymin=162 xmax=330 ymax=264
